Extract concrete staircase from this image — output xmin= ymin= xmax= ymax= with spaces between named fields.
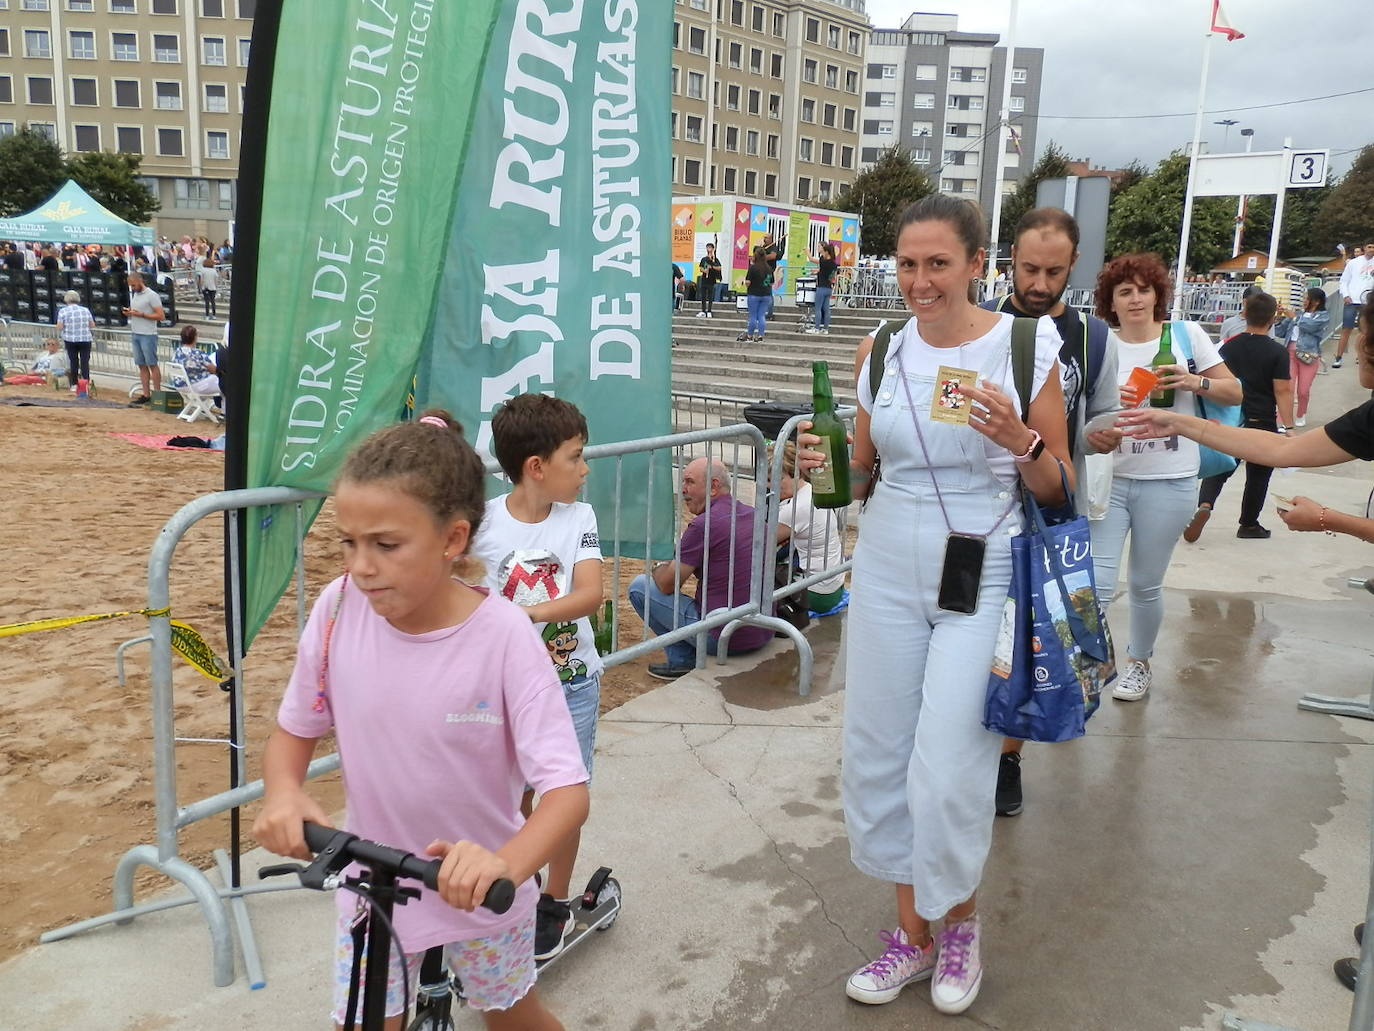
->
xmin=671 ymin=304 xmax=900 ymax=407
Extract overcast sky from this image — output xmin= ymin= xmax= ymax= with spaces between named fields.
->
xmin=864 ymin=0 xmax=1371 ymax=179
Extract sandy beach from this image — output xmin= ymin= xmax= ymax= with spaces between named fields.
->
xmin=0 ymin=385 xmax=659 ymax=964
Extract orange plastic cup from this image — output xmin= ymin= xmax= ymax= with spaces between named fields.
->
xmin=1124 ymin=366 xmax=1159 ymax=407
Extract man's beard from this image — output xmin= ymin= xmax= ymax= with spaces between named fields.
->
xmin=1015 ymin=288 xmax=1058 ymax=317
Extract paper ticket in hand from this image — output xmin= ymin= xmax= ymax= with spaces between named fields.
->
xmin=930 ymin=366 xmax=978 ymax=425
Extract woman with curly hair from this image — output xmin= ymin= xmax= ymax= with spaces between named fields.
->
xmin=1088 ymin=254 xmax=1241 ymax=702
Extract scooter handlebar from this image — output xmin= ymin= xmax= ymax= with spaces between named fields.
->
xmin=302 ymin=822 xmax=515 ymax=914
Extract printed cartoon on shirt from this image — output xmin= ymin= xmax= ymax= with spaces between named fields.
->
xmin=542 ymin=621 xmax=587 ymax=682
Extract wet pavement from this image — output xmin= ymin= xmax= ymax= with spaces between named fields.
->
xmin=5 ymin=371 xmax=1374 ymax=1030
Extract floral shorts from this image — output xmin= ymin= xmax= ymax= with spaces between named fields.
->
xmin=331 ymin=905 xmax=536 ymax=1019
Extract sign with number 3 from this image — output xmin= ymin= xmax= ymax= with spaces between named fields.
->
xmin=1288 ymin=151 xmax=1329 ymax=189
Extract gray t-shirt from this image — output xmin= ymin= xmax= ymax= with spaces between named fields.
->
xmin=128 ymin=286 xmax=162 ymax=335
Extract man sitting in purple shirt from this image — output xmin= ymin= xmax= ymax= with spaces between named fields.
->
xmin=628 ymin=457 xmax=774 ymax=679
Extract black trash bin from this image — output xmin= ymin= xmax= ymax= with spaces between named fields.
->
xmin=743 ymin=400 xmax=812 ymax=442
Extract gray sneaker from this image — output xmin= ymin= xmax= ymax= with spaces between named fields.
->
xmin=1111 ymin=660 xmax=1151 ymax=701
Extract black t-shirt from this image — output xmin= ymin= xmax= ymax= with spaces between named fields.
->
xmin=762 ymin=244 xmax=779 ymax=272
xmin=746 ymin=264 xmax=772 ymax=296
xmin=698 ymin=255 xmax=721 ymax=283
xmin=817 ymin=256 xmax=836 ymax=289
xmin=41 ymin=255 xmax=60 ymax=272
xmin=1219 ymin=332 xmax=1289 ymax=425
xmin=2 ymin=251 xmax=23 ymax=270
xmin=1325 ymin=400 xmax=1374 ymax=461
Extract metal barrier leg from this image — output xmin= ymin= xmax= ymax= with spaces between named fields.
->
xmin=718 ymin=615 xmax=814 ymax=697
xmin=111 ymin=844 xmax=236 ymax=987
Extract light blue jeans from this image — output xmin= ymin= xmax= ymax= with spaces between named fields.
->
xmin=1089 ymin=476 xmax=1197 ymax=662
xmin=746 ymin=295 xmax=768 ymax=337
xmin=814 ymin=286 xmax=832 ymax=329
xmin=628 ymin=573 xmax=710 ymax=669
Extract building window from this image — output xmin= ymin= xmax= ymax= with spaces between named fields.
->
xmin=745 ymin=128 xmax=758 ymax=156
xmin=805 ymin=18 xmax=819 ymax=43
xmin=803 ymin=59 xmax=817 ymax=84
xmin=747 ymin=88 xmax=759 ymax=115
xmin=687 ymin=71 xmax=703 ymax=99
xmin=728 ymin=42 xmax=741 ymax=68
xmin=827 ymin=25 xmax=840 ymax=48
xmin=766 ymin=133 xmax=778 ymax=159
xmin=750 ymin=4 xmax=762 ymax=31
xmin=0 ymin=77 xmax=11 ymax=103
xmin=0 ymin=30 xmax=8 ymax=56
xmin=912 ymin=148 xmax=931 ymax=165
xmin=688 ymin=26 xmax=705 ymax=54
xmin=825 ymin=64 xmax=838 ymax=89
xmin=202 ymin=36 xmax=226 ymax=65
xmin=151 ymin=0 xmax=175 ymax=11
xmin=238 ymin=83 xmax=245 ymax=110
xmin=764 ymin=173 xmax=776 ymax=198
xmin=113 ymin=78 xmax=140 ymax=107
xmin=155 ymin=80 xmax=182 ymax=110
xmin=1012 ymin=66 xmax=1027 ymax=84
xmin=1010 ymin=95 xmax=1025 ymax=112
xmin=670 ymin=154 xmax=677 ymax=183
xmin=157 ymin=126 xmax=184 ymax=156
xmin=971 ymin=68 xmax=986 ymax=82
xmin=880 ymin=64 xmax=896 ymax=79
xmin=970 ymin=96 xmax=984 ymax=110
xmin=877 ymin=120 xmax=892 ymax=136
xmin=911 ymin=121 xmax=933 ymax=137
xmin=684 ymin=158 xmax=701 ymax=186
xmin=767 ymin=92 xmax=781 ymax=119
xmin=68 ymin=0 xmax=96 ymax=8
xmin=728 ymin=0 xmax=741 ymax=24
xmin=22 ymin=0 xmax=51 ymax=8
xmin=726 ymin=84 xmax=739 ymax=110
xmin=73 ymin=124 xmax=100 ymax=152
xmin=669 ymin=110 xmax=677 ymax=138
xmin=843 ymin=107 xmax=855 ymax=131
xmin=24 ymin=30 xmax=52 ymax=59
xmin=841 ymin=145 xmax=853 ymax=168
xmin=818 ymin=180 xmax=832 ymax=202
xmin=175 ymin=177 xmax=209 ymax=208
xmin=821 ymin=141 xmax=834 ymax=165
xmin=801 ymin=98 xmax=815 ymax=122
xmin=203 ymin=82 xmax=227 ymax=111
xmin=823 ymin=103 xmax=836 ymax=127
xmin=770 ymin=52 xmax=782 ymax=78
xmin=237 ymin=37 xmax=250 ymax=66
xmin=743 ymin=170 xmax=756 ymax=196
xmin=201 ymin=0 xmax=222 ymax=13
xmin=797 ymin=176 xmax=811 ymax=201
xmin=772 ymin=12 xmax=783 ymax=36
xmin=71 ymin=77 xmax=98 ymax=105
xmin=914 ymin=92 xmax=935 ymax=109
xmin=671 ymin=67 xmax=679 ymax=94
xmin=206 ymin=130 xmax=229 ymax=159
xmin=27 ymin=77 xmax=54 ymax=105
xmin=671 ymin=20 xmax=679 ymax=49
xmin=845 ymin=69 xmax=858 ymax=92
xmin=723 ymin=166 xmax=737 ymax=192
xmin=684 ymin=114 xmax=701 ymax=143
xmin=109 ymin=0 xmax=135 ymax=11
xmin=724 ymin=125 xmax=738 ymax=152
xmin=877 ymin=93 xmax=894 ymax=108
xmin=116 ymin=125 xmax=142 ymax=152
xmin=218 ymin=181 xmax=232 ymax=209
xmin=112 ymin=32 xmax=138 ymax=60
xmin=153 ymin=34 xmax=180 ymax=62
xmin=69 ymin=31 xmax=97 ymax=60
xmin=749 ymin=47 xmax=762 ymax=74
xmin=29 ymin=122 xmax=58 ymax=141
xmin=236 ymin=0 xmax=253 ymax=14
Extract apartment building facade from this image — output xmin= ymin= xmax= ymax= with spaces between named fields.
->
xmin=860 ymin=12 xmax=1043 ymax=217
xmin=0 ymin=0 xmax=254 ymax=241
xmin=671 ymin=0 xmax=868 ymax=208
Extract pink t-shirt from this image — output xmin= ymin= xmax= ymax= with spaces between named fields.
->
xmin=277 ymin=576 xmax=588 ymax=948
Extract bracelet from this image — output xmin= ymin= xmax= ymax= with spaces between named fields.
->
xmin=1320 ymin=508 xmax=1336 ymax=536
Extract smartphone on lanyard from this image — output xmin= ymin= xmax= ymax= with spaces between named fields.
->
xmin=937 ymin=533 xmax=986 ymax=614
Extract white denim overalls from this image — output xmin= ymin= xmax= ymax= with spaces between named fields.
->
xmin=843 ymin=316 xmax=1038 ymax=920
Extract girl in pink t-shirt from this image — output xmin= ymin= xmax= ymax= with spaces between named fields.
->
xmin=254 ymin=410 xmax=589 ymax=1030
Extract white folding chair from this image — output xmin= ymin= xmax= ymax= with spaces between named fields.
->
xmin=167 ymin=361 xmax=220 ymax=424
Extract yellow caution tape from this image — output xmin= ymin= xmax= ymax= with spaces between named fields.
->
xmin=0 ymin=606 xmax=228 ymax=682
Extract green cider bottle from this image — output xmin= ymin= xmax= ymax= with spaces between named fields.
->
xmin=1149 ymin=321 xmax=1176 ymax=408
xmin=592 ymin=599 xmax=613 ymax=656
xmin=809 ymin=361 xmax=851 ymax=509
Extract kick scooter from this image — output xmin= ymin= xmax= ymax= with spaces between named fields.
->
xmin=535 ymin=865 xmax=623 ymax=974
xmin=260 ymin=821 xmax=514 ymax=1031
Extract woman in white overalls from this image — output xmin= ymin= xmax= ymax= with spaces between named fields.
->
xmin=842 ymin=195 xmax=1072 ymax=1016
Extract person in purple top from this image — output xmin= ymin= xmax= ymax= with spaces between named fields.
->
xmin=628 ymin=457 xmax=772 ymax=679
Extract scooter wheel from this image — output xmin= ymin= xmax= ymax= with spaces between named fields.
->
xmin=595 ymin=877 xmax=622 ymax=931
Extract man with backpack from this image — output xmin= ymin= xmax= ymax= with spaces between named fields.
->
xmin=978 ymin=207 xmax=1122 ymax=818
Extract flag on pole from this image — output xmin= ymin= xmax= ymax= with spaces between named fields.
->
xmin=1211 ymin=0 xmax=1245 ymax=41
xmin=1009 ymin=125 xmax=1022 ymax=157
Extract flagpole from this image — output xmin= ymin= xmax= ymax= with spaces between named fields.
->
xmin=1171 ymin=20 xmax=1214 ymax=320
xmin=985 ymin=0 xmax=1018 ymax=286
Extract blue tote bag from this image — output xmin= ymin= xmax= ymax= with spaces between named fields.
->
xmin=985 ymin=475 xmax=1115 ymax=743
xmin=1172 ymin=320 xmax=1242 ymax=479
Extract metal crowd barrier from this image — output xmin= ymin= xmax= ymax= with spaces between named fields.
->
xmin=2 ymin=317 xmax=224 ymax=388
xmin=43 ymin=421 xmax=823 ymax=988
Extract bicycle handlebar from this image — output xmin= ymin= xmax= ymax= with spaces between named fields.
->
xmin=302 ymin=822 xmax=515 ymax=915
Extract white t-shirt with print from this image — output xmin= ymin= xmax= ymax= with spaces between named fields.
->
xmin=1112 ymin=320 xmax=1224 ymax=480
xmin=470 ymin=496 xmax=604 ymax=682
xmin=778 ymin=482 xmax=845 ymax=594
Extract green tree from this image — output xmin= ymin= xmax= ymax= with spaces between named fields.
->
xmin=1239 ymin=185 xmax=1333 ymax=259
xmin=1105 ymin=150 xmax=1233 ymax=272
xmin=1313 ymin=145 xmax=1374 ymax=251
xmin=0 ymin=128 xmax=67 ymax=217
xmin=829 ymin=146 xmax=934 ymax=258
xmin=66 ymin=151 xmax=159 ymax=224
xmin=998 ymin=140 xmax=1070 ymax=241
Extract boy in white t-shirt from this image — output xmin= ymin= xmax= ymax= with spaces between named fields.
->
xmin=470 ymin=393 xmax=605 ymax=963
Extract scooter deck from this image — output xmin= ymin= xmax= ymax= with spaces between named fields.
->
xmin=536 ymin=873 xmax=621 ymax=975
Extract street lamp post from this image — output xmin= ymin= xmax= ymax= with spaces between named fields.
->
xmin=1232 ymin=127 xmax=1255 ymax=257
xmin=1214 ymin=118 xmax=1238 ymax=151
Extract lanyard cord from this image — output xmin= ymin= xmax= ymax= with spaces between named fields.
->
xmin=895 ymin=350 xmax=1019 ymax=538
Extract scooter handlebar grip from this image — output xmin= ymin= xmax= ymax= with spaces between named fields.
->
xmin=483 ymin=878 xmax=516 ymax=915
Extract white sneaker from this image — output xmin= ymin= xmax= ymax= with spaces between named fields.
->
xmin=706 ymin=312 xmax=713 ymax=318
xmin=1112 ymin=660 xmax=1152 ymax=701
xmin=931 ymin=915 xmax=983 ymax=1015
xmin=1296 ymin=416 xmax=1307 ymax=428
xmin=845 ymin=928 xmax=936 ymax=1005
xmin=696 ymin=311 xmax=707 ymax=318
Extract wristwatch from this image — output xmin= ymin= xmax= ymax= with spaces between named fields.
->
xmin=1011 ymin=428 xmax=1045 ymax=464
xmin=1198 ymin=376 xmax=1211 ymax=393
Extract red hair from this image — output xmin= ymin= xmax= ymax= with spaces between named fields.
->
xmin=1094 ymin=253 xmax=1172 ymax=326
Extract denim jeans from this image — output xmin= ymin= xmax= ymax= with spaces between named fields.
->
xmin=814 ymin=286 xmax=832 ymax=329
xmin=627 ymin=573 xmax=716 ymax=669
xmin=746 ymin=295 xmax=768 ymax=336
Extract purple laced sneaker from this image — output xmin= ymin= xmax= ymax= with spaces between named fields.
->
xmin=845 ymin=928 xmax=935 ymax=1005
xmin=932 ymin=916 xmax=983 ymax=1015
